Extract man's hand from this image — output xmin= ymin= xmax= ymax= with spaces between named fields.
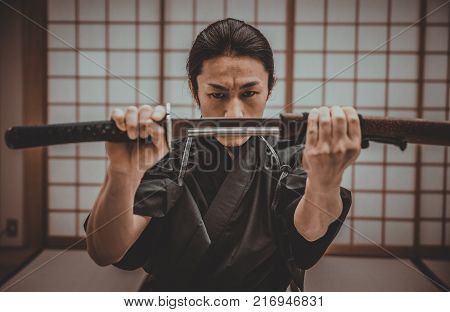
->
xmin=302 ymin=106 xmax=361 ymax=191
xmin=293 ymin=106 xmax=361 ymax=241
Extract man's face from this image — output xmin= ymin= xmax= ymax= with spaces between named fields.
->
xmin=194 ymin=55 xmax=269 ymax=147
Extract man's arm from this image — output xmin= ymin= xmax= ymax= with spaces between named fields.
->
xmin=293 ymin=176 xmax=343 ymax=241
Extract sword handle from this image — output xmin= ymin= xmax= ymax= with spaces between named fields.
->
xmin=4 ymin=120 xmax=153 ymax=149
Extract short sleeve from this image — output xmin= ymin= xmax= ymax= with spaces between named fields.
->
xmin=133 ymin=143 xmax=185 ymax=217
xmin=275 ymin=141 xmax=353 ymax=270
xmin=282 ymin=187 xmax=352 ymax=270
xmin=82 ymin=142 xmax=186 ymax=270
xmin=83 ymin=214 xmax=164 ymax=271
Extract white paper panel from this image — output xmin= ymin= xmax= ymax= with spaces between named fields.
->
xmin=48 ymin=24 xmax=76 ymax=48
xmin=79 ymin=79 xmax=106 ymax=103
xmin=421 ymin=194 xmax=444 ymax=218
xmin=48 ymin=51 xmax=76 ymax=76
xmin=353 ymin=220 xmax=382 ymax=244
xmin=138 ymin=25 xmax=160 ymax=49
xmin=356 ymin=82 xmax=386 ymax=107
xmin=165 ymin=0 xmax=193 ymax=21
xmin=79 ymin=160 xmax=106 ymax=183
xmin=294 ymin=53 xmax=323 ymax=78
xmin=49 ymin=212 xmax=76 ymax=236
xmin=353 ymin=193 xmax=383 ymax=217
xmin=391 ymin=0 xmax=420 ymax=23
xmin=109 ymin=52 xmax=136 ymax=76
xmin=196 ymin=0 xmax=224 ymax=22
xmin=359 ymin=0 xmax=388 ymax=22
xmin=48 ymin=159 xmax=77 ymax=183
xmin=49 ymin=186 xmax=76 ymax=210
xmin=420 ymin=221 xmax=442 ymax=245
xmin=139 ymin=0 xmax=160 ymax=22
xmin=109 ymin=0 xmax=136 ymax=21
xmin=48 ymin=0 xmax=75 ymax=21
xmin=108 ymin=78 xmax=136 ymax=103
xmin=324 ymin=81 xmax=354 ymax=107
xmin=421 ymin=166 xmax=445 ymax=191
xmin=79 ymin=0 xmax=105 ymax=21
xmin=295 ymin=26 xmax=324 ymax=51
xmin=293 ymin=81 xmax=323 ymax=107
xmin=79 ymin=186 xmax=102 ymax=210
xmin=227 ymin=0 xmax=255 ymax=22
xmin=296 ymin=0 xmax=324 ymax=22
xmin=326 ymin=54 xmax=354 ymax=79
xmin=327 ymin=26 xmax=355 ymax=51
xmin=109 ymin=25 xmax=136 ymax=49
xmin=354 ymin=165 xmax=383 ymax=190
xmin=385 ymin=166 xmax=416 ymax=191
xmin=385 ymin=221 xmax=414 ymax=246
xmin=358 ymin=26 xmax=387 ymax=51
xmin=258 ymin=0 xmax=286 ymax=22
xmin=327 ymin=0 xmax=356 ymax=22
xmin=385 ymin=194 xmax=415 ymax=218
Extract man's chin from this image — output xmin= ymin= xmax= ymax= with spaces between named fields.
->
xmin=215 ymin=135 xmax=250 ymax=147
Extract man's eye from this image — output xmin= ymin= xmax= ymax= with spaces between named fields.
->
xmin=210 ymin=93 xmax=226 ymax=99
xmin=242 ymin=91 xmax=256 ymax=97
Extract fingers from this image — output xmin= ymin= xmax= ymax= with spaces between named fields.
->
xmin=112 ymin=105 xmax=167 ymax=142
xmin=318 ymin=106 xmax=332 ymax=144
xmin=146 ymin=119 xmax=166 ymax=149
xmin=151 ymin=105 xmax=166 ymax=121
xmin=138 ymin=105 xmax=153 ymax=139
xmin=342 ymin=106 xmax=361 ymax=142
xmin=331 ymin=105 xmax=347 ymax=142
xmin=124 ymin=106 xmax=138 ymax=140
xmin=111 ymin=109 xmax=126 ymax=131
xmin=306 ymin=108 xmax=319 ymax=146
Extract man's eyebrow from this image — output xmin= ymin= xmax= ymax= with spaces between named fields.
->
xmin=240 ymin=81 xmax=260 ymax=89
xmin=207 ymin=83 xmax=228 ymax=90
xmin=207 ymin=81 xmax=260 ymax=90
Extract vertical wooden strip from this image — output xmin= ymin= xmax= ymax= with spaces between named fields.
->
xmin=413 ymin=0 xmax=427 ymax=251
xmin=284 ymin=0 xmax=295 ymax=112
xmin=159 ymin=0 xmax=165 ymax=104
xmin=22 ymin=0 xmax=47 ymax=248
xmin=441 ymin=4 xmax=450 ymax=246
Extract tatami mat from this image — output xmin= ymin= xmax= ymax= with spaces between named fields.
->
xmin=1 ymin=249 xmax=147 ymax=292
xmin=304 ymin=256 xmax=439 ymax=292
xmin=1 ymin=252 xmax=446 ymax=292
xmin=422 ymin=259 xmax=450 ymax=287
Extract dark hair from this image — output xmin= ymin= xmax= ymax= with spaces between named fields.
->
xmin=187 ymin=18 xmax=275 ymax=102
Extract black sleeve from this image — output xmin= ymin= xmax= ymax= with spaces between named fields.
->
xmin=82 ymin=143 xmax=185 ymax=270
xmin=282 ymin=186 xmax=352 ymax=270
xmin=276 ymin=141 xmax=353 ymax=270
xmin=83 ymin=214 xmax=164 ymax=270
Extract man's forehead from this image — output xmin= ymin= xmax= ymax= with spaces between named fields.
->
xmin=201 ymin=56 xmax=266 ymax=76
xmin=198 ymin=56 xmax=268 ymax=88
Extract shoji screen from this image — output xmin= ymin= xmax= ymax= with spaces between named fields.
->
xmin=162 ymin=0 xmax=287 ymax=118
xmin=47 ymin=0 xmax=162 ymax=241
xmin=292 ymin=0 xmax=449 ymax=254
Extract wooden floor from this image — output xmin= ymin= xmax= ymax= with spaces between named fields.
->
xmin=1 ymin=249 xmax=147 ymax=292
xmin=305 ymin=256 xmax=448 ymax=291
xmin=0 ymin=248 xmax=38 ymax=286
xmin=1 ymin=251 xmax=448 ymax=291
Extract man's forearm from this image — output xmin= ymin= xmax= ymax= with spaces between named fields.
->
xmin=86 ymin=168 xmax=149 ymax=265
xmin=293 ymin=177 xmax=343 ymax=242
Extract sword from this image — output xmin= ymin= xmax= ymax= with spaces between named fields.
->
xmin=4 ymin=103 xmax=450 ymax=151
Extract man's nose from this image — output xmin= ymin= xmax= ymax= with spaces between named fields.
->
xmin=224 ymin=98 xmax=244 ymax=118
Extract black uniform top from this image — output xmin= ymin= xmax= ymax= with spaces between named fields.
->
xmin=84 ymin=135 xmax=352 ymax=291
